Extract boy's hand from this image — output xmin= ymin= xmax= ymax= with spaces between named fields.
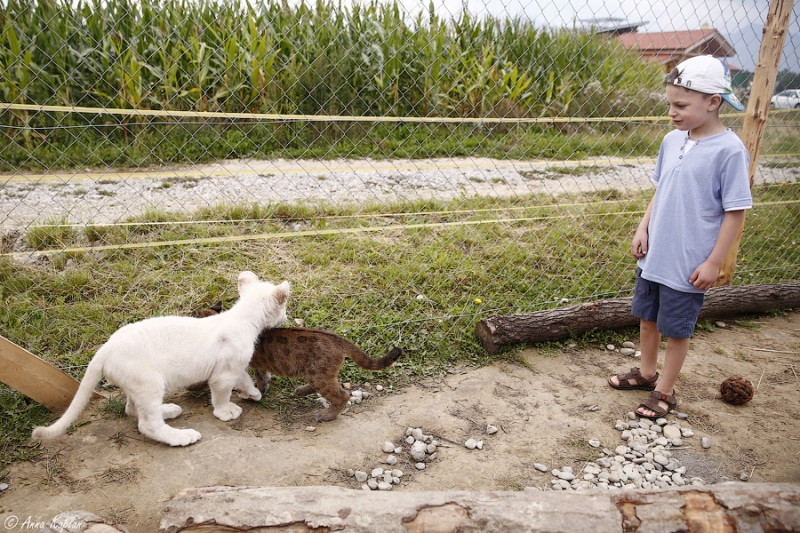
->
xmin=689 ymin=261 xmax=720 ymax=290
xmin=631 ymin=228 xmax=648 ymax=259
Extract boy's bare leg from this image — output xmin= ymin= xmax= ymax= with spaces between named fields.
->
xmin=609 ymin=319 xmax=660 ymax=387
xmin=637 ymin=336 xmax=689 ymax=417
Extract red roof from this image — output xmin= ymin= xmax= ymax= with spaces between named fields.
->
xmin=617 ymin=29 xmax=738 ymax=70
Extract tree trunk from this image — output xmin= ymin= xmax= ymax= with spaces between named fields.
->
xmin=475 ymin=282 xmax=800 ymax=354
xmin=158 ymin=484 xmax=800 ymax=533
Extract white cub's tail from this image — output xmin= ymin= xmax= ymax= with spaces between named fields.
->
xmin=31 ymin=354 xmax=105 ymax=440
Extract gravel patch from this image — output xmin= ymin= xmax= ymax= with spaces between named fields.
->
xmin=2 ymin=157 xmax=795 ymax=229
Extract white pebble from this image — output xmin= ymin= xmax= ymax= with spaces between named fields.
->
xmin=410 ymin=441 xmax=427 ymax=462
xmin=681 ymin=428 xmax=694 ymax=437
xmin=620 ymin=348 xmax=635 ymax=356
xmin=476 ymin=440 xmax=484 ymax=450
xmin=702 ymin=437 xmax=711 ymax=449
xmin=588 ymin=439 xmax=601 ymax=448
xmin=622 ymin=341 xmax=635 ymax=349
xmin=486 ymin=424 xmax=498 ymax=435
xmin=378 ymin=481 xmax=393 ymax=491
xmin=465 ymin=438 xmax=478 ymax=449
xmin=534 ymin=463 xmax=548 ymax=472
xmin=386 ymin=455 xmax=398 ymax=465
xmin=351 ymin=390 xmax=363 ymax=400
xmin=376 ymin=385 xmax=384 ymax=391
xmin=394 ymin=447 xmax=402 ymax=454
xmin=367 ymin=479 xmax=378 ymax=490
xmin=606 ymin=344 xmax=615 ymax=351
xmin=415 ymin=463 xmax=426 ymax=470
xmin=426 ymin=444 xmax=437 ymax=454
xmin=715 ymin=321 xmax=727 ymax=328
xmin=392 ymin=469 xmax=404 ymax=478
xmin=355 ymin=471 xmax=368 ymax=482
xmin=411 ymin=428 xmax=425 ymax=441
xmin=662 ymin=426 xmax=681 ymax=440
xmin=405 ymin=436 xmax=415 ymax=445
xmin=361 ymin=484 xmax=371 ymax=491
xmin=371 ymin=467 xmax=384 ymax=478
xmin=382 ymin=441 xmax=395 ymax=453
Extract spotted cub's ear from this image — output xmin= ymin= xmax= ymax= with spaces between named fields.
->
xmin=237 ymin=271 xmax=259 ymax=293
xmin=273 ymin=281 xmax=290 ymax=306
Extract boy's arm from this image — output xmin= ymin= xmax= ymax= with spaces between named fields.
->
xmin=689 ymin=209 xmax=747 ymax=290
xmin=632 ymin=196 xmax=655 ymax=259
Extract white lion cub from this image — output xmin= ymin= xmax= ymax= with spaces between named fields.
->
xmin=32 ymin=271 xmax=289 ymax=447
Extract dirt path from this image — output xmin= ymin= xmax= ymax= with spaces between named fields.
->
xmin=1 ymin=310 xmax=798 ymax=532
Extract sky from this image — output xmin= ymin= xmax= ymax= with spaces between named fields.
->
xmin=397 ymin=0 xmax=800 ymax=72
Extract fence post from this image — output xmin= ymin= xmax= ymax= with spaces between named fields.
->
xmin=717 ymin=0 xmax=796 ymax=286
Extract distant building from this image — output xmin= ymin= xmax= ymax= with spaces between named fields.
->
xmin=616 ymin=28 xmax=740 ymax=72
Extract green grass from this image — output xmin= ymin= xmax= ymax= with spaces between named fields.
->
xmin=1 ymin=182 xmax=798 ymax=466
xmin=0 ymin=121 xmax=669 ymax=173
xmin=0 ymin=386 xmax=50 ymax=467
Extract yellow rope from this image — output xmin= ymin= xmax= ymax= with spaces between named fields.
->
xmin=6 ymin=199 xmax=796 ymax=258
xmin=1 ymin=102 xmax=682 ymax=124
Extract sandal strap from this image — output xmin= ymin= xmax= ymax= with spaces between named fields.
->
xmin=639 ymin=390 xmax=677 ymax=416
xmin=616 ymin=367 xmax=657 ymax=386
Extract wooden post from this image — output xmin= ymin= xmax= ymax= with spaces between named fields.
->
xmin=0 ymin=335 xmax=103 ymax=409
xmin=717 ymin=0 xmax=795 ymax=286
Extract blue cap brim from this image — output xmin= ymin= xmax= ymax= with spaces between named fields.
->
xmin=721 ymin=93 xmax=745 ymax=112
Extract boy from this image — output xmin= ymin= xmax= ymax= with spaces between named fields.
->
xmin=608 ymin=55 xmax=752 ymax=418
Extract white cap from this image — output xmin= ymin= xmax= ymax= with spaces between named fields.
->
xmin=671 ymin=55 xmax=745 ymax=111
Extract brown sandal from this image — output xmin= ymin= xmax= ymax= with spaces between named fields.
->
xmin=608 ymin=367 xmax=659 ymax=391
xmin=637 ymin=390 xmax=677 ymax=419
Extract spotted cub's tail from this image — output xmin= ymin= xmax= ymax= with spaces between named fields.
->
xmin=350 ymin=346 xmax=403 ymax=371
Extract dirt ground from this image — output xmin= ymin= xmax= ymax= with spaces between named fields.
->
xmin=1 ymin=310 xmax=799 ymax=532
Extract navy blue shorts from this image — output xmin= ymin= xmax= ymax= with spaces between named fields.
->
xmin=631 ymin=269 xmax=705 ymax=339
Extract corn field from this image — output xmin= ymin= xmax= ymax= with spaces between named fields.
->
xmin=0 ymin=0 xmax=799 ymax=379
xmin=1 ymin=0 xmax=665 ymax=120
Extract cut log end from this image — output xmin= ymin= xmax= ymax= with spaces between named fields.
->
xmin=474 ymin=319 xmax=500 ymax=355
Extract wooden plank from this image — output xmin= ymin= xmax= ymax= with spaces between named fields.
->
xmin=717 ymin=0 xmax=796 ymax=286
xmin=158 ymin=484 xmax=800 ymax=533
xmin=0 ymin=335 xmax=103 ymax=410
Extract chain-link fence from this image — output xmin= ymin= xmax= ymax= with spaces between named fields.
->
xmin=1 ymin=0 xmax=799 ymax=380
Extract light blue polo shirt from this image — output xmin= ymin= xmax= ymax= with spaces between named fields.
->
xmin=638 ymin=129 xmax=752 ymax=294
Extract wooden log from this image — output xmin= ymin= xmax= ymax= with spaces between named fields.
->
xmin=475 ymin=282 xmax=800 ymax=354
xmin=158 ymin=484 xmax=800 ymax=533
xmin=0 ymin=335 xmax=104 ymax=409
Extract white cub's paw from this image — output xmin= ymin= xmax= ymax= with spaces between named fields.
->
xmin=213 ymin=403 xmax=243 ymax=421
xmin=166 ymin=428 xmax=202 ymax=447
xmin=161 ymin=403 xmax=183 ymax=419
xmin=237 ymin=388 xmax=262 ymax=401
